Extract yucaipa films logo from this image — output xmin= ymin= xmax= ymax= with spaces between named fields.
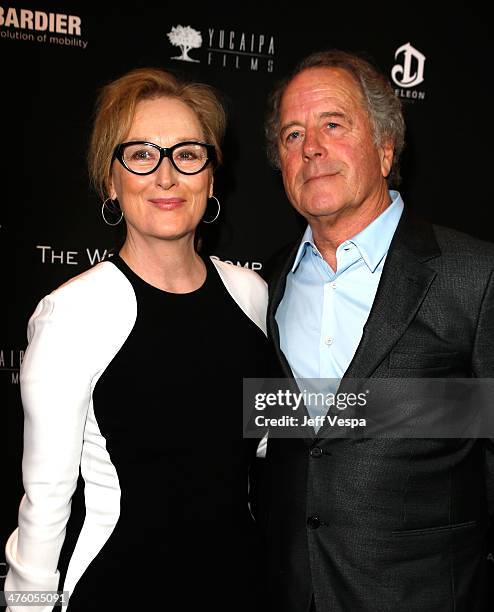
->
xmin=167 ymin=25 xmax=202 ymax=62
xmin=167 ymin=23 xmax=275 ymax=73
xmin=391 ymin=42 xmax=426 ymax=101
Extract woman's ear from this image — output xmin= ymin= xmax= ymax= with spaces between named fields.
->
xmin=107 ymin=175 xmax=117 ymax=201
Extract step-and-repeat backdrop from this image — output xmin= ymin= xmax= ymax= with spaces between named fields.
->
xmin=2 ymin=0 xmax=493 ymax=594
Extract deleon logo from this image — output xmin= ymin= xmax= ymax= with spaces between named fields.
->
xmin=167 ymin=25 xmax=201 ymax=62
xmin=391 ymin=42 xmax=426 ymax=100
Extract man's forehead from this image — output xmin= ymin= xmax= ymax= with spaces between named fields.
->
xmin=286 ymin=66 xmax=357 ymax=92
xmin=280 ymin=67 xmax=362 ymax=116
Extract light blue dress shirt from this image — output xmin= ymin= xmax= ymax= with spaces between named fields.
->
xmin=275 ymin=191 xmax=404 ymax=421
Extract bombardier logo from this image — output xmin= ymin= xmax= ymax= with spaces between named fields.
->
xmin=0 ymin=5 xmax=87 ymax=48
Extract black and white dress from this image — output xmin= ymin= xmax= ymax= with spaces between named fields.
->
xmin=5 ymin=255 xmax=270 ymax=611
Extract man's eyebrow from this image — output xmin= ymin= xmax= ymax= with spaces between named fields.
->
xmin=279 ymin=120 xmax=301 ymax=138
xmin=319 ymin=111 xmax=351 ymax=123
xmin=279 ymin=111 xmax=351 ymax=138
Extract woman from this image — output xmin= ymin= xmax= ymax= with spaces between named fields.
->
xmin=5 ymin=68 xmax=270 ymax=611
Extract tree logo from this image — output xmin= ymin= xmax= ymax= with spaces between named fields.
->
xmin=167 ymin=25 xmax=202 ymax=62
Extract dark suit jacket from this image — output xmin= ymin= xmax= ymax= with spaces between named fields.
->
xmin=256 ymin=210 xmax=494 ymax=612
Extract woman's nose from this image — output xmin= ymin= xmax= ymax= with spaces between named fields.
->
xmin=155 ymin=157 xmax=177 ymax=189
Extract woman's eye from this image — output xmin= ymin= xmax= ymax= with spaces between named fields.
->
xmin=131 ymin=149 xmax=156 ymax=161
xmin=134 ymin=151 xmax=150 ymax=159
xmin=177 ymin=150 xmax=198 ymax=160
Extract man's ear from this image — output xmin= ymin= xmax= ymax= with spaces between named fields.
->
xmin=380 ymin=141 xmax=394 ymax=178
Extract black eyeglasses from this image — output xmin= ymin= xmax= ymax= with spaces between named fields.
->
xmin=113 ymin=141 xmax=216 ymax=176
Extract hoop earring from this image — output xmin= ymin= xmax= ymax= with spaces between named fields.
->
xmin=101 ymin=198 xmax=123 ymax=226
xmin=202 ymin=195 xmax=220 ymax=224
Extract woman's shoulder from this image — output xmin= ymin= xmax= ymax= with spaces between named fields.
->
xmin=22 ymin=260 xmax=138 ymax=390
xmin=210 ymin=256 xmax=267 ymax=291
xmin=54 ymin=258 xmax=128 ymax=297
xmin=30 ymin=259 xmax=136 ymax=329
xmin=209 ymin=256 xmax=268 ymax=334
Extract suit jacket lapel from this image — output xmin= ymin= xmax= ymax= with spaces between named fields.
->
xmin=267 ymin=213 xmax=440 ymax=443
xmin=267 ymin=241 xmax=300 ymax=379
xmin=316 ymin=213 xmax=441 ymax=441
xmin=267 ymin=240 xmax=317 ymax=440
xmin=343 ymin=211 xmax=440 ymax=380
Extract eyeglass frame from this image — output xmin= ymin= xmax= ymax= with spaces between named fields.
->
xmin=112 ymin=140 xmax=217 ymax=176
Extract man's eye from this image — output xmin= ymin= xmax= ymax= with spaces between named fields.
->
xmin=286 ymin=130 xmax=302 ymax=143
xmin=326 ymin=122 xmax=340 ymax=130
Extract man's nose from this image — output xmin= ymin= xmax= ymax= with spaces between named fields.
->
xmin=302 ymin=128 xmax=325 ymax=161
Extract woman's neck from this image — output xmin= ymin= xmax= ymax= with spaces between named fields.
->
xmin=118 ymin=234 xmax=206 ymax=294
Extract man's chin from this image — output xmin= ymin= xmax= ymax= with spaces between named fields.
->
xmin=299 ymin=201 xmax=346 ymax=219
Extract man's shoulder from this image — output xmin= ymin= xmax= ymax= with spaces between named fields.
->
xmin=432 ymin=223 xmax=494 ymax=265
xmin=398 ymin=210 xmax=494 ymax=271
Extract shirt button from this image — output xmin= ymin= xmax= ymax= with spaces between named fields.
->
xmin=331 ymin=282 xmax=337 ymax=289
xmin=307 ymin=515 xmax=322 ymax=529
xmin=310 ymin=447 xmax=323 ymax=458
xmin=325 ymin=337 xmax=333 ymax=346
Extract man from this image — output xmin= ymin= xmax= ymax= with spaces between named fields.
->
xmin=257 ymin=49 xmax=494 ymax=611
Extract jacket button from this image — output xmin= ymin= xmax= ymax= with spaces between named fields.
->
xmin=310 ymin=447 xmax=323 ymax=458
xmin=307 ymin=515 xmax=321 ymax=529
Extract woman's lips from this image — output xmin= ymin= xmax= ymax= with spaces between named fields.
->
xmin=148 ymin=198 xmax=185 ymax=210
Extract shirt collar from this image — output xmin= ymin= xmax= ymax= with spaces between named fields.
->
xmin=291 ymin=190 xmax=404 ymax=274
xmin=344 ymin=191 xmax=404 ymax=272
xmin=291 ymin=226 xmax=317 ymax=272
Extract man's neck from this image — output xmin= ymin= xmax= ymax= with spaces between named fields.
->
xmin=309 ymin=189 xmax=392 ymax=271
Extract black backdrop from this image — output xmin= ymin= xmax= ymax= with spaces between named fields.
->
xmin=2 ymin=0 xmax=493 ymax=594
